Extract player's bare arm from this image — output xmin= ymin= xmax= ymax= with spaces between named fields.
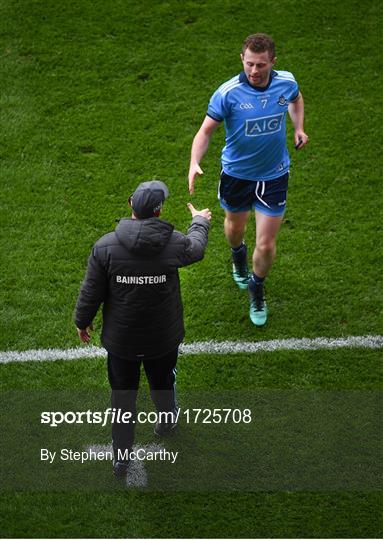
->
xmin=188 ymin=116 xmax=221 ymax=194
xmin=288 ymin=92 xmax=308 ymax=149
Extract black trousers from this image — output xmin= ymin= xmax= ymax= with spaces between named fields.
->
xmin=107 ymin=348 xmax=178 ymax=459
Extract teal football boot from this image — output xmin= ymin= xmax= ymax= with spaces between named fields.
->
xmin=232 ymin=262 xmax=251 ymax=289
xmin=249 ymin=284 xmax=268 ymax=326
xmin=231 ymin=243 xmax=250 ymax=290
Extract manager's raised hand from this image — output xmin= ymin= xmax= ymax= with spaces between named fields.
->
xmin=187 ymin=202 xmax=212 ymax=221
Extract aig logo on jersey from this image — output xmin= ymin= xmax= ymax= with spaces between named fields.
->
xmin=245 ymin=113 xmax=284 ymax=137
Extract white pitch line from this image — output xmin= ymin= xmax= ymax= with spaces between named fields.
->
xmin=0 ymin=335 xmax=382 ymax=364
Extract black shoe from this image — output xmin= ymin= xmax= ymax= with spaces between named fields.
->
xmin=154 ymin=409 xmax=178 ymax=437
xmin=113 ymin=460 xmax=130 ymax=479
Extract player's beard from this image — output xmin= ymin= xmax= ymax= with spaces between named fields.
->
xmin=248 ymin=72 xmax=269 ymax=87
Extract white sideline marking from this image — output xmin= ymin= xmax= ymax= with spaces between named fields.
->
xmin=0 ymin=335 xmax=382 ymax=364
xmin=85 ymin=443 xmax=164 ymax=488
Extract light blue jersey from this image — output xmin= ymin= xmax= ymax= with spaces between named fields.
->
xmin=207 ymin=70 xmax=299 ymax=181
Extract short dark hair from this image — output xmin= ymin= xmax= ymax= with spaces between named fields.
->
xmin=242 ymin=33 xmax=276 ymax=59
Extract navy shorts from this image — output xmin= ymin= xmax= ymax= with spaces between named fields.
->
xmin=218 ymin=171 xmax=289 ymax=216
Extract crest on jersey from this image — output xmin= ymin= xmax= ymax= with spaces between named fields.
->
xmin=278 ymin=95 xmax=286 ymax=105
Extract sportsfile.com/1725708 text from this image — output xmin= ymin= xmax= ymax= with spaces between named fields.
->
xmin=40 ymin=408 xmax=252 ymax=427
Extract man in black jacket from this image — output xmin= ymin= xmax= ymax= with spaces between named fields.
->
xmin=75 ymin=180 xmax=211 ymax=477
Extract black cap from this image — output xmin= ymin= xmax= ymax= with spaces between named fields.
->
xmin=131 ymin=180 xmax=169 ymax=219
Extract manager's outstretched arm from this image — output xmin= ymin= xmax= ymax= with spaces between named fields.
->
xmin=174 ymin=203 xmax=212 ymax=267
xmin=188 ymin=116 xmax=221 ymax=194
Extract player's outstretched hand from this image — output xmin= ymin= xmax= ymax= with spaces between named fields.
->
xmin=188 ymin=163 xmax=204 ymax=195
xmin=187 ymin=203 xmax=212 ymax=221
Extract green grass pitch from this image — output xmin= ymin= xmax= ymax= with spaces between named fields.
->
xmin=1 ymin=0 xmax=382 ymax=537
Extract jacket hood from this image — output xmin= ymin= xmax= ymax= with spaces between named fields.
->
xmin=115 ymin=218 xmax=174 ymax=255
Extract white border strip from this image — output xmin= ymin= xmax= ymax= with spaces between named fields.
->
xmin=0 ymin=335 xmax=382 ymax=364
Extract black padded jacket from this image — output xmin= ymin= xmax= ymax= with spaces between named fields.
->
xmin=75 ymin=215 xmax=210 ymax=359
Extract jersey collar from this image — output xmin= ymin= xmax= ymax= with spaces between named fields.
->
xmin=239 ymin=70 xmax=276 ymax=92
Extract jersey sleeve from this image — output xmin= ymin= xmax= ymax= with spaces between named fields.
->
xmin=287 ymin=76 xmax=300 ymax=102
xmin=207 ymin=89 xmax=228 ymax=122
xmin=276 ymin=70 xmax=300 ymax=102
xmin=289 ymin=81 xmax=300 ymax=102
